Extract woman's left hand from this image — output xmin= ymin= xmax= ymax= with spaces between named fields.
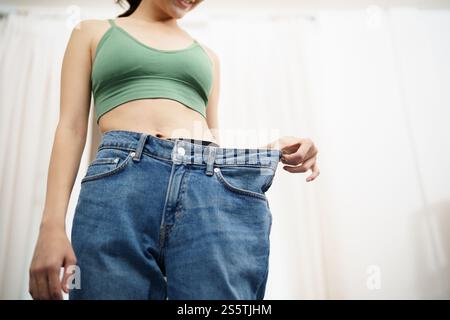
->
xmin=272 ymin=136 xmax=320 ymax=182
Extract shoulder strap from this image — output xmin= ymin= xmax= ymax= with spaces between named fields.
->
xmin=108 ymin=19 xmax=117 ymax=27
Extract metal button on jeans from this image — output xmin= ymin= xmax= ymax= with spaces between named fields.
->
xmin=177 ymin=147 xmax=185 ymax=156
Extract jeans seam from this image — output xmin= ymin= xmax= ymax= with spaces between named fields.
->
xmin=214 ymin=169 xmax=268 ymax=201
xmin=98 ymin=146 xmax=277 ymax=170
xmin=255 ymin=221 xmax=271 ymax=300
xmin=89 ymin=158 xmax=119 ymax=166
xmin=80 ymin=152 xmax=134 ymax=184
xmin=167 ymin=170 xmax=189 ymax=241
xmin=261 ymin=169 xmax=276 ymax=193
xmin=157 ymin=162 xmax=177 ymax=265
xmin=98 ymin=145 xmax=134 ymax=153
xmin=255 ymin=254 xmax=270 ymax=300
xmin=142 ymin=151 xmax=173 ymax=163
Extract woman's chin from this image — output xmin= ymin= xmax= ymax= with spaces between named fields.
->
xmin=171 ymin=0 xmax=194 ymax=16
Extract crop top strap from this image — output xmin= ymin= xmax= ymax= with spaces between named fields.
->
xmin=108 ymin=19 xmax=117 ymax=28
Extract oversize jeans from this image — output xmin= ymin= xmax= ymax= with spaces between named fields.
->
xmin=69 ymin=130 xmax=282 ymax=300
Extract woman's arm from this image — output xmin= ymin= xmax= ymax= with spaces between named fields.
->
xmin=203 ymin=44 xmax=221 ymax=145
xmin=29 ymin=20 xmax=96 ymax=300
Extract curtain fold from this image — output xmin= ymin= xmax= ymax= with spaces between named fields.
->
xmin=0 ymin=13 xmax=94 ymax=299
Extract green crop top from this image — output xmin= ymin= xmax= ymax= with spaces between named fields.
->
xmin=91 ymin=19 xmax=213 ymax=123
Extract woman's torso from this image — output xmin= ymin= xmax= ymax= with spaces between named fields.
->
xmin=90 ymin=18 xmax=218 ymax=144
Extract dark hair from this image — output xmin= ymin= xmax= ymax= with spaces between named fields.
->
xmin=115 ymin=0 xmax=142 ymax=17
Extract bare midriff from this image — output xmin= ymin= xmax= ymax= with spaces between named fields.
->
xmin=98 ymin=99 xmax=219 ymax=144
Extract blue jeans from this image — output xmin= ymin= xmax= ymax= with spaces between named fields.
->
xmin=69 ymin=130 xmax=282 ymax=300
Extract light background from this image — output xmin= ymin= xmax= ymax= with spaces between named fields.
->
xmin=0 ymin=0 xmax=449 ymax=299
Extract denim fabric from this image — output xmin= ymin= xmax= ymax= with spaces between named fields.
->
xmin=69 ymin=130 xmax=282 ymax=300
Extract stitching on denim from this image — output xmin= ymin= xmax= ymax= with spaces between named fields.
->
xmin=214 ymin=164 xmax=275 ymax=169
xmin=142 ymin=151 xmax=174 ymax=163
xmin=255 ymin=217 xmax=271 ymax=300
xmin=261 ymin=169 xmax=276 ymax=193
xmin=214 ymin=168 xmax=267 ymax=201
xmin=158 ymin=162 xmax=177 ymax=262
xmin=167 ymin=169 xmax=190 ymax=240
xmin=89 ymin=157 xmax=119 ymax=166
xmin=98 ymin=146 xmax=277 ymax=170
xmin=98 ymin=145 xmax=135 ymax=153
xmin=255 ymin=252 xmax=270 ymax=300
xmin=140 ymin=152 xmax=275 ymax=170
xmin=81 ymin=152 xmax=134 ymax=184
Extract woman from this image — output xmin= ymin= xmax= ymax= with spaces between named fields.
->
xmin=29 ymin=0 xmax=320 ymax=300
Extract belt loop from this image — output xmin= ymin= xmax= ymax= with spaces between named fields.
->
xmin=133 ymin=133 xmax=148 ymax=162
xmin=205 ymin=146 xmax=217 ymax=176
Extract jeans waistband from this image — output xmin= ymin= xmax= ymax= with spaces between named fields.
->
xmin=98 ymin=130 xmax=282 ymax=175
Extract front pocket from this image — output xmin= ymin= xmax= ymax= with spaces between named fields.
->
xmin=81 ymin=148 xmax=135 ymax=184
xmin=213 ymin=166 xmax=275 ymax=201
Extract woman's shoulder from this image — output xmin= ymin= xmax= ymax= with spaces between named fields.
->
xmin=68 ymin=19 xmax=112 ymax=48
xmin=68 ymin=19 xmax=116 ymax=64
xmin=195 ymin=40 xmax=220 ymax=67
xmin=71 ymin=19 xmax=113 ymax=38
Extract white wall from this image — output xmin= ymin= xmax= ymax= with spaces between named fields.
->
xmin=1 ymin=0 xmax=450 ymax=9
xmin=1 ymin=1 xmax=449 ymax=27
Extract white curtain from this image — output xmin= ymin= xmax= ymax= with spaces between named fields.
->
xmin=0 ymin=6 xmax=449 ymax=299
xmin=0 ymin=12 xmax=95 ymax=299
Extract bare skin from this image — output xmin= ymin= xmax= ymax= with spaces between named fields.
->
xmin=29 ymin=0 xmax=320 ymax=300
